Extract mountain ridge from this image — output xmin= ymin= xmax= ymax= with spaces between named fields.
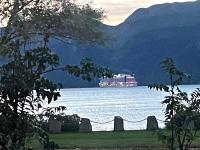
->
xmin=2 ymin=1 xmax=199 ymax=88
xmin=47 ymin=0 xmax=200 ymax=87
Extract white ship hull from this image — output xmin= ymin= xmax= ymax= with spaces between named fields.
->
xmin=99 ymin=84 xmax=138 ymax=88
xmin=99 ymin=74 xmax=138 ymax=88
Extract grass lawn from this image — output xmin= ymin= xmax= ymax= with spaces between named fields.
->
xmin=28 ymin=130 xmax=200 ymax=149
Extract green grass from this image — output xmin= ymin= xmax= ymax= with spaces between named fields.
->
xmin=50 ymin=130 xmax=160 ymax=148
xmin=27 ymin=130 xmax=200 ymax=149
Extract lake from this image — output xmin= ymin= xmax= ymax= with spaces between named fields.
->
xmin=50 ymin=85 xmax=200 ymax=131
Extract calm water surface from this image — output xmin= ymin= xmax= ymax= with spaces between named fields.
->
xmin=50 ymin=85 xmax=200 ymax=131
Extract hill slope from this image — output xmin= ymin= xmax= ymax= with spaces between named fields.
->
xmin=48 ymin=1 xmax=200 ymax=87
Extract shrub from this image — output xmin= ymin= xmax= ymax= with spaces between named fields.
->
xmin=61 ymin=114 xmax=80 ymax=132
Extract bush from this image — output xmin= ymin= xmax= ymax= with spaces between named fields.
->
xmin=61 ymin=114 xmax=80 ymax=132
xmin=165 ymin=112 xmax=200 ymax=130
xmin=43 ymin=114 xmax=81 ymax=132
xmin=62 ymin=122 xmax=79 ymax=132
xmin=41 ymin=121 xmax=49 ymax=132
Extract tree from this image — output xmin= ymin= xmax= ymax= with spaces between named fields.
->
xmin=149 ymin=58 xmax=200 ymax=150
xmin=0 ymin=0 xmax=112 ymax=149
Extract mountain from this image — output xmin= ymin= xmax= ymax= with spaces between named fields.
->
xmin=48 ymin=0 xmax=200 ymax=87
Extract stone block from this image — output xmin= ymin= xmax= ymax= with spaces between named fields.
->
xmin=49 ymin=117 xmax=62 ymax=133
xmin=114 ymin=116 xmax=124 ymax=131
xmin=79 ymin=118 xmax=92 ymax=132
xmin=146 ymin=116 xmax=158 ymax=130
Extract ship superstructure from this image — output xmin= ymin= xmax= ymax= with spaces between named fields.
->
xmin=99 ymin=74 xmax=138 ymax=87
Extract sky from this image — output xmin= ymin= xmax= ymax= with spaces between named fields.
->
xmin=90 ymin=0 xmax=196 ymax=26
xmin=0 ymin=0 xmax=196 ymax=27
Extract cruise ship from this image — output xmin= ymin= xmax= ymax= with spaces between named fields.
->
xmin=99 ymin=74 xmax=138 ymax=87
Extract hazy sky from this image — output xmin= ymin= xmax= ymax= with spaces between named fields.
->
xmin=91 ymin=0 xmax=196 ymax=25
xmin=0 ymin=0 xmax=196 ymax=27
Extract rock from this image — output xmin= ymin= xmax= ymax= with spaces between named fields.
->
xmin=79 ymin=118 xmax=92 ymax=132
xmin=114 ymin=116 xmax=124 ymax=131
xmin=146 ymin=116 xmax=159 ymax=130
xmin=48 ymin=117 xmax=62 ymax=133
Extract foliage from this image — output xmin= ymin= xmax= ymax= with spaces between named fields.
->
xmin=0 ymin=0 xmax=105 ymax=50
xmin=0 ymin=0 xmax=112 ymax=149
xmin=61 ymin=114 xmax=80 ymax=132
xmin=39 ymin=114 xmax=81 ymax=132
xmin=148 ymin=57 xmax=200 ymax=150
